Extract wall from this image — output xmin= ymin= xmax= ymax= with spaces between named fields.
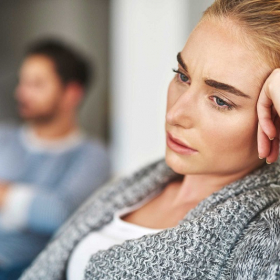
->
xmin=109 ymin=0 xmax=214 ymax=175
xmin=0 ymin=0 xmax=109 ymax=139
xmin=0 ymin=0 xmax=215 ymax=175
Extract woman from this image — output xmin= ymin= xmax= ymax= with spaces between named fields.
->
xmin=20 ymin=0 xmax=280 ymax=279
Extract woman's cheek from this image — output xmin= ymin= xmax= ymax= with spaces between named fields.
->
xmin=202 ymin=111 xmax=258 ymax=155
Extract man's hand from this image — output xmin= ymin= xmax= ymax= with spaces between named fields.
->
xmin=257 ymin=69 xmax=280 ymax=163
xmin=0 ymin=182 xmax=10 ymax=208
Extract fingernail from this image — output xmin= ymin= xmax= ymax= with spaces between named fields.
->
xmin=269 ymin=137 xmax=274 ymax=141
xmin=266 ymin=159 xmax=271 ymax=164
xmin=259 ymin=156 xmax=264 ymax=159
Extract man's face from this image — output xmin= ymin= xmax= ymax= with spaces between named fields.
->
xmin=16 ymin=55 xmax=65 ymax=122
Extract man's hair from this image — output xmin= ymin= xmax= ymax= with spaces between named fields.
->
xmin=25 ymin=39 xmax=92 ymax=88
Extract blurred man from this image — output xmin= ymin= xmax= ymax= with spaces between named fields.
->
xmin=0 ymin=39 xmax=110 ymax=279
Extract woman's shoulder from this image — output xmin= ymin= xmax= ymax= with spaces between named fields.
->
xmin=227 ymin=198 xmax=280 ymax=279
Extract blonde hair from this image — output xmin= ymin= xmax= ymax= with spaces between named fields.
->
xmin=203 ymin=0 xmax=280 ymax=68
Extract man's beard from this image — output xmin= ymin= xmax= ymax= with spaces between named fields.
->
xmin=19 ymin=104 xmax=60 ymax=125
xmin=27 ymin=112 xmax=59 ymax=125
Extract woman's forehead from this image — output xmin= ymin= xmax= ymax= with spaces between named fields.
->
xmin=181 ymin=18 xmax=271 ymax=97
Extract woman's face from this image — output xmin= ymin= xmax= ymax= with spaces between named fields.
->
xmin=165 ymin=18 xmax=272 ymax=175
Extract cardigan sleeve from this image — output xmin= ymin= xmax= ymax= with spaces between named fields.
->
xmin=228 ymin=201 xmax=280 ymax=280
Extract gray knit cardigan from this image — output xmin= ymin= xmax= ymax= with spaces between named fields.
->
xmin=20 ymin=159 xmax=280 ymax=280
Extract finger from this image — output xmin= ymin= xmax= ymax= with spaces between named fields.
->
xmin=258 ymin=122 xmax=271 ymax=159
xmin=266 ymin=137 xmax=279 ymax=163
xmin=266 ymin=116 xmax=280 ymax=163
xmin=272 ymin=105 xmax=278 ymax=121
xmin=267 ymin=115 xmax=280 ymax=163
xmin=257 ymin=87 xmax=277 ymax=139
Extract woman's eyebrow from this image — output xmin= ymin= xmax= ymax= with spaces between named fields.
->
xmin=205 ymin=79 xmax=251 ymax=99
xmin=177 ymin=52 xmax=251 ymax=99
xmin=177 ymin=52 xmax=188 ymax=71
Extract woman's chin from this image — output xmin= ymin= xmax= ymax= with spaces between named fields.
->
xmin=165 ymin=150 xmax=197 ymax=175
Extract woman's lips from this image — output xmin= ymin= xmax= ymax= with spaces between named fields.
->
xmin=166 ymin=133 xmax=198 ymax=155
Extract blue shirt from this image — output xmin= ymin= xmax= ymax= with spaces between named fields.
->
xmin=0 ymin=124 xmax=110 ymax=268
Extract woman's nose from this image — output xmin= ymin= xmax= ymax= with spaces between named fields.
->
xmin=166 ymin=90 xmax=197 ymax=128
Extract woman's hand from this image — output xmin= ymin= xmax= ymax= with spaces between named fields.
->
xmin=257 ymin=69 xmax=280 ymax=163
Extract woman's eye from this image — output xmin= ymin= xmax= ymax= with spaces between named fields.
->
xmin=213 ymin=96 xmax=233 ymax=110
xmin=172 ymin=69 xmax=189 ymax=83
xmin=215 ymin=97 xmax=227 ymax=107
xmin=179 ymin=73 xmax=189 ymax=82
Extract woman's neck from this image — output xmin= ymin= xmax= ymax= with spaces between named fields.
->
xmin=172 ymin=162 xmax=265 ymax=207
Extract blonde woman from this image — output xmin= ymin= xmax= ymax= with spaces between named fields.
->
xmin=21 ymin=1 xmax=280 ymax=279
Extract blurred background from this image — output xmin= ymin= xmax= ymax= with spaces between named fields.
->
xmin=0 ymin=0 xmax=213 ymax=176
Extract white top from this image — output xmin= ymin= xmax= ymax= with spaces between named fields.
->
xmin=67 ymin=195 xmax=161 ymax=280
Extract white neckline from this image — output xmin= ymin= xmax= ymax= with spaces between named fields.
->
xmin=111 ymin=192 xmax=163 ymax=234
xmin=66 ymin=191 xmax=162 ymax=280
xmin=20 ymin=125 xmax=85 ymax=153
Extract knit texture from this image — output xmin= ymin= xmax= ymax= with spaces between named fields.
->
xmin=20 ymin=159 xmax=280 ymax=280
